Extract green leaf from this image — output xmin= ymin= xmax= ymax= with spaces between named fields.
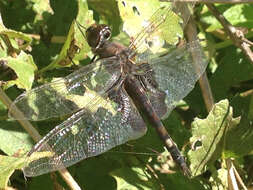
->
xmin=2 ymin=51 xmax=37 ymax=90
xmin=0 ymin=29 xmax=32 ymax=50
xmin=202 ymin=4 xmax=253 ymax=32
xmin=0 ymin=120 xmax=32 ymax=156
xmin=72 ymin=0 xmax=94 ymax=61
xmin=0 ymin=155 xmax=26 ymax=189
xmin=29 ymin=0 xmax=54 ymax=23
xmin=87 ymin=0 xmax=121 ymax=35
xmin=28 ymin=175 xmax=53 ymax=190
xmin=209 ymin=168 xmax=228 ymax=190
xmin=224 ymin=115 xmax=253 ymax=157
xmin=210 ymin=47 xmax=253 ymax=99
xmin=118 ymin=0 xmax=183 ymax=53
xmin=111 ymin=167 xmax=160 ymax=190
xmin=0 ymin=18 xmax=36 ymax=90
xmin=188 ymin=99 xmax=240 ymax=176
xmin=0 ymin=18 xmax=32 ymax=51
xmin=38 ymin=0 xmax=94 ymax=73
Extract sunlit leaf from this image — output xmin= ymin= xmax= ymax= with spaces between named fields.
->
xmin=38 ymin=0 xmax=94 ymax=73
xmin=29 ymin=0 xmax=54 ymax=23
xmin=2 ymin=51 xmax=37 ymax=90
xmin=0 ymin=17 xmax=32 ymax=52
xmin=0 ymin=155 xmax=26 ymax=189
xmin=118 ymin=0 xmax=183 ymax=53
xmin=188 ymin=99 xmax=240 ymax=176
xmin=202 ymin=4 xmax=253 ymax=32
xmin=209 ymin=168 xmax=228 ymax=190
xmin=0 ymin=121 xmax=32 ymax=156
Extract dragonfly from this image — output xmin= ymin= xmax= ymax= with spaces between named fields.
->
xmin=9 ymin=4 xmax=207 ymax=177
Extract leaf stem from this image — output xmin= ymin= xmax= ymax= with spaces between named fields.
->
xmin=165 ymin=0 xmax=253 ymax=3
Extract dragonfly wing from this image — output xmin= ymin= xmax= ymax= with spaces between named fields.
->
xmin=135 ymin=71 xmax=168 ymax=119
xmin=9 ymin=57 xmax=121 ymax=120
xmin=129 ymin=5 xmax=176 ymax=53
xmin=128 ymin=2 xmax=194 ymax=54
xmin=23 ymin=88 xmax=146 ymax=177
xmin=146 ymin=90 xmax=168 ymax=118
xmin=148 ymin=41 xmax=208 ymax=116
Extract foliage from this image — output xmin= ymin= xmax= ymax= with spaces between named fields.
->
xmin=0 ymin=0 xmax=253 ymax=189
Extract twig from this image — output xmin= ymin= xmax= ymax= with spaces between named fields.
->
xmin=184 ymin=12 xmax=215 ymax=112
xmin=232 ymin=161 xmax=248 ymax=190
xmin=206 ymin=4 xmax=253 ymax=64
xmin=0 ymin=88 xmax=81 ymax=190
xmin=226 ymin=159 xmax=248 ymax=190
xmin=170 ymin=0 xmax=253 ymax=3
xmin=0 ymin=88 xmax=41 ymax=141
xmin=214 ymin=30 xmax=253 ymax=50
xmin=27 ymin=34 xmax=66 ymax=44
xmin=1 ymin=34 xmax=18 ymax=58
xmin=226 ymin=159 xmax=239 ymax=190
xmin=240 ymin=89 xmax=253 ymax=97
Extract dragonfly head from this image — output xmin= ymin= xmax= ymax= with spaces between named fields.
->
xmin=86 ymin=24 xmax=111 ymax=50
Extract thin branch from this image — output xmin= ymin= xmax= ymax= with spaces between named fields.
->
xmin=27 ymin=34 xmax=66 ymax=44
xmin=0 ymin=88 xmax=41 ymax=141
xmin=183 ymin=10 xmax=215 ymax=112
xmin=206 ymin=4 xmax=253 ymax=64
xmin=0 ymin=88 xmax=81 ymax=190
xmin=214 ymin=30 xmax=253 ymax=50
xmin=227 ymin=159 xmax=239 ymax=190
xmin=232 ymin=161 xmax=248 ymax=190
xmin=226 ymin=159 xmax=248 ymax=190
xmin=170 ymin=0 xmax=253 ymax=3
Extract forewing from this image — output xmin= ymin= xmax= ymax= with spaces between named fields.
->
xmin=148 ymin=41 xmax=208 ymax=116
xmin=129 ymin=5 xmax=178 ymax=53
xmin=128 ymin=2 xmax=195 ymax=54
xmin=23 ymin=88 xmax=146 ymax=177
xmin=9 ymin=57 xmax=121 ymax=120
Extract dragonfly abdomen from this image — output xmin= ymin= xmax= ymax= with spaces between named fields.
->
xmin=124 ymin=75 xmax=191 ymax=176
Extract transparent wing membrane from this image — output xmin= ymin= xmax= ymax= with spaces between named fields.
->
xmin=9 ymin=1 xmax=206 ymax=177
xmin=24 ymin=89 xmax=146 ymax=177
xmin=148 ymin=41 xmax=207 ymax=115
xmin=133 ymin=39 xmax=207 ymax=117
xmin=129 ymin=2 xmax=195 ymax=54
xmin=9 ymin=57 xmax=121 ymax=120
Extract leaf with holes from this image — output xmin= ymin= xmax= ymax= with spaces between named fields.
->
xmin=40 ymin=0 xmax=94 ymax=72
xmin=188 ymin=99 xmax=240 ymax=176
xmin=2 ymin=51 xmax=37 ymax=90
xmin=118 ymin=0 xmax=183 ymax=53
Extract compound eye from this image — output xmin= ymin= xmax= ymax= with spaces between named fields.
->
xmin=103 ymin=29 xmax=111 ymax=40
